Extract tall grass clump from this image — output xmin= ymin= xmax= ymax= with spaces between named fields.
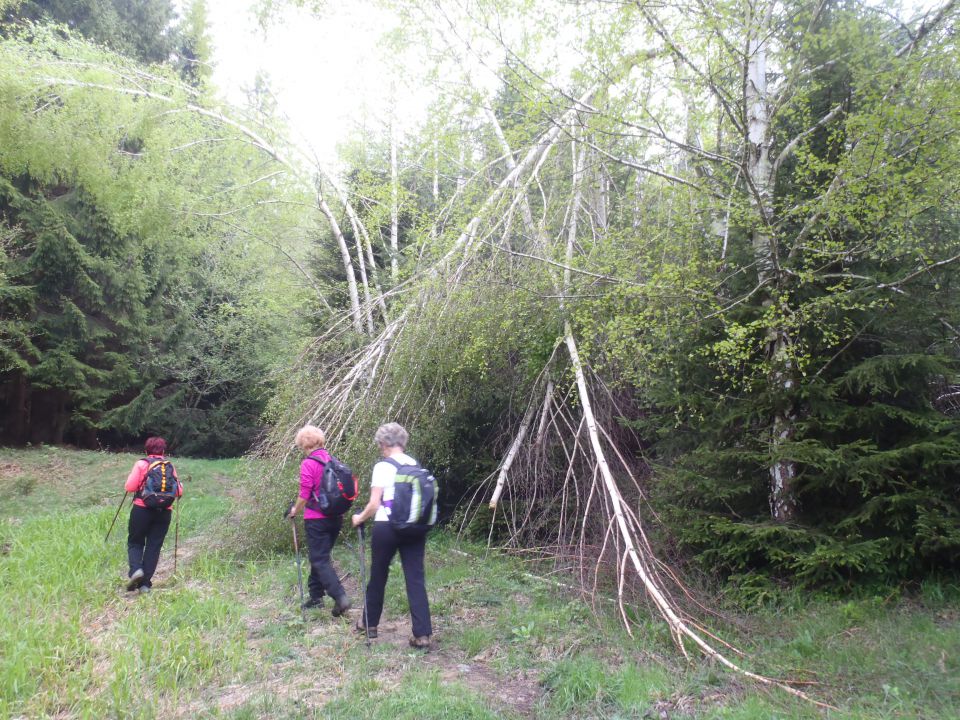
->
xmin=0 ymin=509 xmax=117 ymax=716
xmin=542 ymin=655 xmax=675 ymax=718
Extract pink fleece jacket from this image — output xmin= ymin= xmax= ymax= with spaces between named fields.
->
xmin=300 ymin=448 xmax=331 ymax=520
xmin=125 ymin=455 xmax=182 ymax=510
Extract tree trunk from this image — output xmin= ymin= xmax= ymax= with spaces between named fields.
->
xmin=353 ymin=227 xmax=375 ymax=335
xmin=745 ymin=8 xmax=777 ymax=287
xmin=431 ymin=138 xmax=439 ymax=242
xmin=11 ymin=372 xmax=29 ymax=443
xmin=390 ymin=120 xmax=399 ymax=284
xmin=745 ymin=3 xmax=798 ymax=522
xmin=316 ymin=187 xmax=363 ymax=333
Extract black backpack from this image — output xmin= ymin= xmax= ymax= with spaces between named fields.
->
xmin=383 ymin=457 xmax=438 ymax=537
xmin=304 ymin=455 xmax=358 ymax=516
xmin=138 ymin=458 xmax=180 ymax=509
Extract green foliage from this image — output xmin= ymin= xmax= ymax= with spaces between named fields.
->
xmin=0 ymin=27 xmax=312 ymax=455
xmin=566 ymin=0 xmax=960 ymax=589
xmin=642 ymin=281 xmax=960 ymax=587
xmin=5 ymin=0 xmax=181 ymax=65
xmin=175 ymin=0 xmax=213 ymax=89
xmin=245 ymin=0 xmax=959 ymax=592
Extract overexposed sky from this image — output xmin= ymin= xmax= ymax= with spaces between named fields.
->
xmin=190 ymin=1 xmax=432 ymax=166
xmin=187 ymin=0 xmax=944 ymax=173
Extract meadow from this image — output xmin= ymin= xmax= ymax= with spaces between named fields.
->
xmin=0 ymin=446 xmax=957 ymax=719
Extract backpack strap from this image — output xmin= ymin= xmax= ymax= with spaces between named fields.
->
xmin=136 ymin=456 xmax=170 ymax=498
xmin=134 ymin=457 xmax=152 ymax=498
xmin=381 ymin=457 xmax=419 ymax=471
xmin=304 ymin=454 xmax=327 ymax=504
xmin=379 ymin=458 xmax=419 ymax=509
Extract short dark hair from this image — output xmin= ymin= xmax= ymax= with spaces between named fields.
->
xmin=144 ymin=436 xmax=167 ymax=455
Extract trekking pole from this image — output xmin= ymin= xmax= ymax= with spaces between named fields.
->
xmin=173 ymin=497 xmax=181 ymax=576
xmin=357 ymin=523 xmax=370 ymax=647
xmin=105 ymin=492 xmax=128 ymax=542
xmin=291 ymin=518 xmax=306 ymax=621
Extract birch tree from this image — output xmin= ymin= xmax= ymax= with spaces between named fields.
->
xmin=247 ymin=0 xmax=960 ymax=671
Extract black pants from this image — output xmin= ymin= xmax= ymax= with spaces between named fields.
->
xmin=364 ymin=521 xmax=432 ymax=637
xmin=305 ymin=517 xmax=346 ymax=602
xmin=127 ymin=504 xmax=172 ymax=588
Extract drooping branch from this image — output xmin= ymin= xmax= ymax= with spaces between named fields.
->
xmin=316 ymin=185 xmax=364 ymax=333
xmin=40 ymin=73 xmax=377 ymax=334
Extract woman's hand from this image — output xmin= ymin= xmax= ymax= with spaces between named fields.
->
xmin=288 ymin=497 xmax=306 ymax=519
xmin=352 ymin=486 xmax=382 ymax=527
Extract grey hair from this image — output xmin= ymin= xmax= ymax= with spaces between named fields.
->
xmin=374 ymin=422 xmax=408 ymax=450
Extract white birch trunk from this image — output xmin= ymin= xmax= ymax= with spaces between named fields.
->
xmin=390 ymin=120 xmax=400 ymax=284
xmin=745 ymin=3 xmax=798 ymax=522
xmin=745 ymin=6 xmax=777 ymax=287
xmin=488 ymin=395 xmax=538 ymax=509
xmin=316 ymin=188 xmax=363 ymax=333
xmin=456 ymin=121 xmax=467 ymax=194
xmin=485 ymin=107 xmax=539 ymax=247
xmin=431 ymin=138 xmax=439 ymax=242
xmin=595 ymin=164 xmax=608 ymax=231
xmin=353 ymin=227 xmax=375 ymax=335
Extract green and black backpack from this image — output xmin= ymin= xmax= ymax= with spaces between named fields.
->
xmin=383 ymin=458 xmax=438 ymax=537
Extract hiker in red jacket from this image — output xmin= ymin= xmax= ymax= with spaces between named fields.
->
xmin=124 ymin=436 xmax=182 ymax=593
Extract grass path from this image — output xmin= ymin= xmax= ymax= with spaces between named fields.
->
xmin=1 ymin=446 xmax=958 ymax=719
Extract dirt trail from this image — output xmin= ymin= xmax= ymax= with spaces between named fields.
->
xmin=169 ymin=545 xmax=545 ymax=718
xmin=333 ymin=564 xmax=543 ymax=718
xmin=84 ymin=518 xmax=545 ymax=718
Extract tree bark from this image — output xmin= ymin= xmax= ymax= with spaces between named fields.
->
xmin=745 ymin=2 xmax=798 ymax=522
xmin=390 ymin=120 xmax=399 ymax=284
xmin=316 ymin=186 xmax=363 ymax=333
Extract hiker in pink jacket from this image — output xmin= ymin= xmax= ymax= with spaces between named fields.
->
xmin=124 ymin=436 xmax=182 ymax=593
xmin=287 ymin=425 xmax=351 ymax=616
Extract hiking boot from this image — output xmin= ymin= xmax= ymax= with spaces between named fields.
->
xmin=126 ymin=568 xmax=144 ymax=591
xmin=331 ymin=595 xmax=352 ymax=617
xmin=409 ymin=635 xmax=431 ymax=650
xmin=138 ymin=585 xmax=151 ymax=594
xmin=301 ymin=597 xmax=324 ymax=610
xmin=355 ymin=620 xmax=377 ymax=639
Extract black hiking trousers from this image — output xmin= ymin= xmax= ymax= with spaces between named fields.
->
xmin=305 ymin=516 xmax=347 ymax=602
xmin=364 ymin=521 xmax=432 ymax=638
xmin=127 ymin=504 xmax=172 ymax=588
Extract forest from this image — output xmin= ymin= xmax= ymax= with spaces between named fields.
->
xmin=0 ymin=0 xmax=958 ymax=716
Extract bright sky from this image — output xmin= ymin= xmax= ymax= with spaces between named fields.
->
xmin=192 ymin=1 xmax=428 ymax=166
xmin=187 ymin=0 xmax=944 ymax=172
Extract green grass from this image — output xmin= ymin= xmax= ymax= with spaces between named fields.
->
xmin=323 ymin=671 xmax=510 ymax=720
xmin=541 ymin=655 xmax=673 ymax=717
xmin=0 ymin=447 xmax=246 ymax=718
xmin=1 ymin=447 xmax=958 ymax=719
xmin=0 ymin=445 xmax=239 ymax=520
